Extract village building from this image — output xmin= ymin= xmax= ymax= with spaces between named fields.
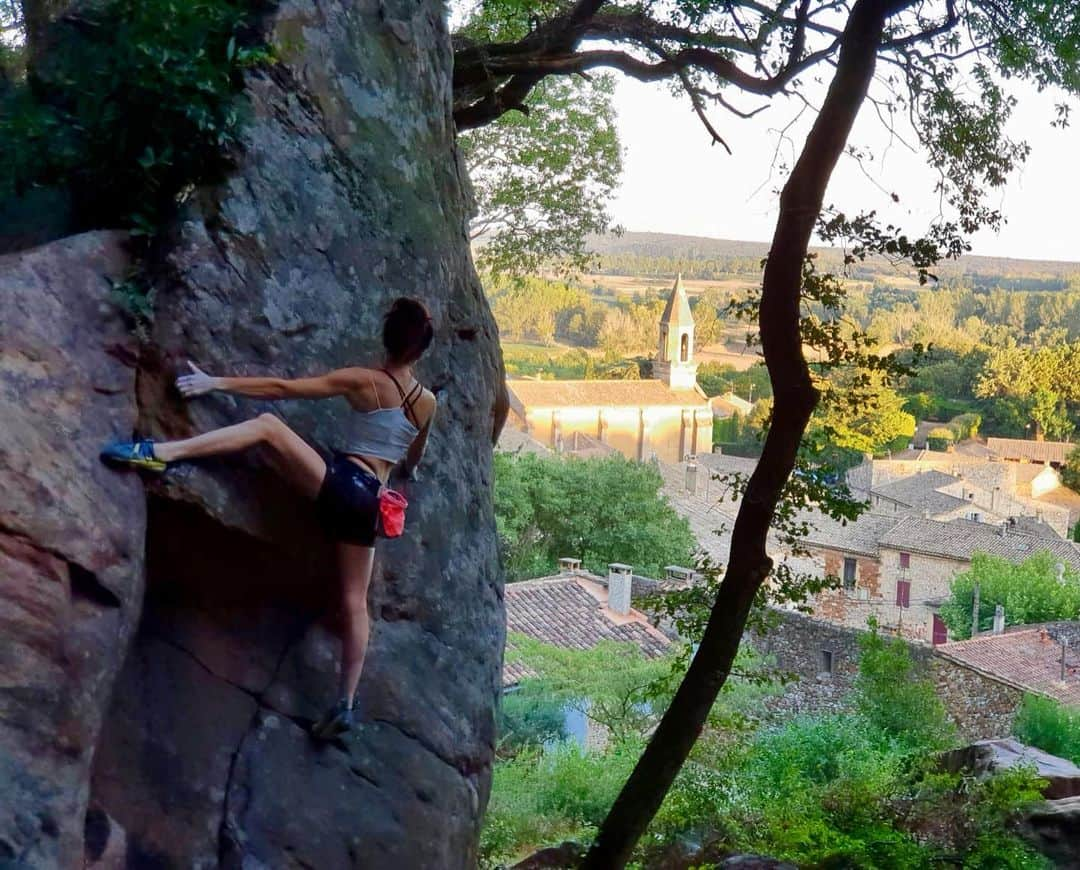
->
xmin=505 ymin=276 xmax=713 ymax=464
xmin=502 ymin=561 xmax=672 ymax=747
xmin=986 ymin=437 xmax=1076 ymax=468
xmin=753 ymin=609 xmax=1080 ymax=741
xmin=804 ymin=514 xmax=1080 ymax=643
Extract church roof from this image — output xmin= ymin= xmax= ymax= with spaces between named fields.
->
xmin=508 ymin=379 xmax=708 ymax=409
xmin=660 ymin=274 xmax=694 ymax=326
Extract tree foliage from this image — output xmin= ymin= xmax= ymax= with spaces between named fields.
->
xmin=494 ymin=452 xmax=697 ymax=580
xmin=0 ymin=0 xmax=268 ymax=237
xmin=939 ymin=551 xmax=1080 ymax=640
xmin=461 ymin=73 xmax=623 ymax=276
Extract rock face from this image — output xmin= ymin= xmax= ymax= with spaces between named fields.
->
xmin=86 ymin=1 xmax=506 ymax=868
xmin=0 ymin=231 xmax=145 ymax=868
xmin=1022 ymin=797 xmax=1080 ymax=866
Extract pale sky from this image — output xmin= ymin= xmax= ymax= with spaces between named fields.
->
xmin=609 ymin=75 xmax=1080 ymax=263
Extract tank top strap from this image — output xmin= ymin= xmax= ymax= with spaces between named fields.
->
xmin=381 ymin=368 xmax=422 ymax=426
xmin=368 ymin=370 xmax=383 ymax=410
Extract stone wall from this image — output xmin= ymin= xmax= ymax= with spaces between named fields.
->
xmin=751 ymin=611 xmax=1025 ymax=741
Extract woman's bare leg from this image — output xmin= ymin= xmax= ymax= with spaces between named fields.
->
xmin=154 ymin=413 xmax=326 ymax=499
xmin=337 ymin=541 xmax=376 ymax=705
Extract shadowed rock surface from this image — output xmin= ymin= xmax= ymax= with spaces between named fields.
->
xmin=86 ymin=0 xmax=506 ymax=868
xmin=0 ymin=231 xmax=145 ymax=868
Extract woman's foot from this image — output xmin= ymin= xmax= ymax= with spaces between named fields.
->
xmin=311 ymin=698 xmax=354 ymax=740
xmin=100 ymin=439 xmax=167 ymax=473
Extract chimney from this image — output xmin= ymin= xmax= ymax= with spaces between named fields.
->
xmin=558 ymin=557 xmax=582 ymax=575
xmin=1000 ymin=521 xmax=1009 ymax=537
xmin=1057 ymin=562 xmax=1066 ymax=584
xmin=993 ymin=604 xmax=1005 ymax=634
xmin=664 ymin=565 xmax=694 ymax=584
xmin=608 ymin=563 xmax=633 ymax=615
xmin=685 ymin=457 xmax=698 ymax=495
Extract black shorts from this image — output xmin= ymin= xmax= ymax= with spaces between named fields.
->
xmin=315 ymin=453 xmax=381 ymax=546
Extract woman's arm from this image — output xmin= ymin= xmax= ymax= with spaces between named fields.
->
xmin=400 ymin=399 xmax=437 ymax=478
xmin=177 ymin=361 xmax=363 ymax=400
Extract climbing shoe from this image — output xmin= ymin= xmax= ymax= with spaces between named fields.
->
xmin=311 ymin=698 xmax=354 ymax=740
xmin=100 ymin=440 xmax=167 ymax=473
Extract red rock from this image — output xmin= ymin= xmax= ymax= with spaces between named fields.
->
xmin=0 ymin=231 xmax=145 ymax=868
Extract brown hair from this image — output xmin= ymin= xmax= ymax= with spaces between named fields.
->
xmin=383 ymin=297 xmax=434 ymax=365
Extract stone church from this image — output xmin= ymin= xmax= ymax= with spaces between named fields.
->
xmin=506 ymin=275 xmax=714 ymax=463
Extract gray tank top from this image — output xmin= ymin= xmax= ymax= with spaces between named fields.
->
xmin=338 ymin=371 xmax=421 ymax=464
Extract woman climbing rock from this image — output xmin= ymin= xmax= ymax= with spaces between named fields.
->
xmin=102 ymin=297 xmax=437 ymax=740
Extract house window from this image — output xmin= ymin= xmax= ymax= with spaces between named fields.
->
xmin=819 ymin=649 xmax=834 ymax=675
xmin=967 ymin=511 xmax=980 ymax=522
xmin=899 ymin=552 xmax=910 ymax=569
xmin=680 ymin=332 xmax=689 ymax=362
xmin=896 ymin=578 xmax=911 ymax=608
xmin=842 ymin=557 xmax=857 ymax=591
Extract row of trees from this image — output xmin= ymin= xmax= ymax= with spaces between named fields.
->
xmin=487 ymin=274 xmax=728 ymax=355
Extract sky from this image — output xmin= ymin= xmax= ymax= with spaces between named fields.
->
xmin=608 ymin=74 xmax=1080 ymax=264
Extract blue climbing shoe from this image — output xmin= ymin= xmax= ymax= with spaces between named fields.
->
xmin=311 ymin=698 xmax=354 ymax=740
xmin=100 ymin=440 xmax=167 ymax=473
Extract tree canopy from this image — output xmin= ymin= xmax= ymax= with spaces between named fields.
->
xmin=939 ymin=551 xmax=1080 ymax=640
xmin=494 ymin=451 xmax=697 ymax=580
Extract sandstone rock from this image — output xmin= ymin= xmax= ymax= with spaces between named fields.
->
xmin=941 ymin=738 xmax=1080 ymax=799
xmin=90 ymin=1 xmax=505 ymax=867
xmin=0 ymin=231 xmax=145 ymax=868
xmin=1021 ymin=796 xmax=1080 ymax=866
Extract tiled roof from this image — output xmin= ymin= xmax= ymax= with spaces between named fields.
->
xmin=878 ymin=517 xmax=1080 ymax=567
xmin=697 ymin=452 xmax=759 ymax=476
xmin=873 ymin=470 xmax=968 ymax=515
xmin=496 ymin=425 xmax=552 ymax=456
xmin=503 ymin=575 xmax=670 ymax=687
xmin=709 ymin=392 xmax=754 ymax=416
xmin=937 ymin=628 xmax=1080 ymax=706
xmin=987 ymin=438 xmax=1074 ymax=465
xmin=803 ymin=512 xmax=904 ymax=557
xmin=508 ymin=379 xmax=708 ymax=409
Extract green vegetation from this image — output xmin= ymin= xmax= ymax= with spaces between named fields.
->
xmin=460 ymin=73 xmax=622 ymax=277
xmin=939 ymin=552 xmax=1080 ymax=640
xmin=483 ymin=628 xmax=1048 ymax=868
xmin=486 ymin=237 xmax=1080 ymax=442
xmin=1014 ymin=694 xmax=1080 ymax=766
xmin=1 ymin=0 xmax=268 ymax=236
xmin=493 ymin=452 xmax=696 ymax=581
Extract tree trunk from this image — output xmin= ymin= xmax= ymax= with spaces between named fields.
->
xmin=21 ymin=0 xmax=68 ymax=68
xmin=582 ymin=1 xmax=898 ymax=865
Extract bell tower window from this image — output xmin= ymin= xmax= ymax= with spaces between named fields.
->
xmin=680 ymin=332 xmax=689 ymax=362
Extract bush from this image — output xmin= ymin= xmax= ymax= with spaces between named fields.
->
xmin=1014 ymin=694 xmax=1080 ymax=765
xmin=949 ymin=412 xmax=982 ymax=441
xmin=480 ymin=739 xmax=642 ymax=867
xmin=853 ymin=625 xmax=954 ymax=750
xmin=927 ymin=426 xmax=955 ymax=451
xmin=498 ymin=686 xmax=568 ymax=757
xmin=0 ymin=0 xmax=268 ymax=233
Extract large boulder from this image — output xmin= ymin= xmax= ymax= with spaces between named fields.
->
xmin=89 ymin=1 xmax=506 ymax=867
xmin=1022 ymin=796 xmax=1080 ymax=866
xmin=0 ymin=231 xmax=145 ymax=868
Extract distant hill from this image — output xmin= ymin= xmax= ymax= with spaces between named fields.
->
xmin=587 ymin=231 xmax=1080 ymax=286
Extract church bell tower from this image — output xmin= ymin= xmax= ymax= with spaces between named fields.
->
xmin=654 ymin=274 xmax=698 ymax=390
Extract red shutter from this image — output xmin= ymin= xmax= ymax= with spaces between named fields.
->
xmin=896 ymin=579 xmax=910 ymax=608
xmin=900 ymin=552 xmax=910 ymax=569
xmin=932 ymin=614 xmax=948 ymax=645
